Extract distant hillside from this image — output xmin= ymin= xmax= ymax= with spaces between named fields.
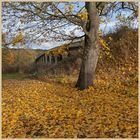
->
xmin=2 ymin=48 xmax=46 ymax=73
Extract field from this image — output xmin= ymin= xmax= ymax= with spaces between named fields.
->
xmin=2 ymin=61 xmax=138 ymax=138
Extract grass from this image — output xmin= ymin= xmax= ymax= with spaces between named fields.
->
xmin=2 ymin=73 xmax=27 ymax=80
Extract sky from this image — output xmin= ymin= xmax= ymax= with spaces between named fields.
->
xmin=3 ymin=2 xmax=138 ymax=50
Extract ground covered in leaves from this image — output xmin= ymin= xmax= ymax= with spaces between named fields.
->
xmin=2 ymin=62 xmax=138 ymax=138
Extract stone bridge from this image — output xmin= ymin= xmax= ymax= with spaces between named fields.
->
xmin=35 ymin=41 xmax=83 ymax=68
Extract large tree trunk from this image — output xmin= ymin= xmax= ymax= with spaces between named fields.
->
xmin=76 ymin=2 xmax=99 ymax=90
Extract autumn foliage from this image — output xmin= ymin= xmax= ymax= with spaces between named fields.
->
xmin=11 ymin=32 xmax=25 ymax=46
xmin=2 ymin=26 xmax=138 ymax=138
xmin=2 ymin=62 xmax=138 ymax=138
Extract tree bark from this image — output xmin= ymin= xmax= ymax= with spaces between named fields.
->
xmin=76 ymin=2 xmax=99 ymax=90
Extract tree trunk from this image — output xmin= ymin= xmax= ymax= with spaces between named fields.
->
xmin=76 ymin=2 xmax=99 ymax=90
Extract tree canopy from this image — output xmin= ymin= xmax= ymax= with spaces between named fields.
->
xmin=2 ymin=2 xmax=138 ymax=47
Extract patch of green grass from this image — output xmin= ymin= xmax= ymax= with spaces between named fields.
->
xmin=2 ymin=73 xmax=26 ymax=80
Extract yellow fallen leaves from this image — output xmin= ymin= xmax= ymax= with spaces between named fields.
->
xmin=2 ymin=64 xmax=138 ymax=138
